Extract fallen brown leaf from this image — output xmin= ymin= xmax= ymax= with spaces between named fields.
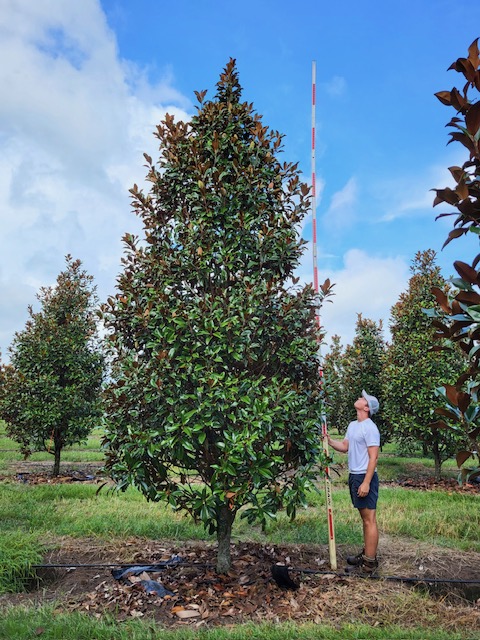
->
xmin=175 ymin=609 xmax=201 ymax=619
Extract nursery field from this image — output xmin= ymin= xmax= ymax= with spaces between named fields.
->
xmin=0 ymin=424 xmax=479 ymax=640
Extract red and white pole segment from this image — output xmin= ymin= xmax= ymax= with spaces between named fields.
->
xmin=311 ymin=61 xmax=319 ymax=297
xmin=311 ymin=60 xmax=337 ymax=570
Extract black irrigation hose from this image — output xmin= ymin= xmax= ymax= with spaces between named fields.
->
xmin=379 ymin=575 xmax=480 ymax=585
xmin=32 ymin=564 xmax=138 ymax=569
xmin=28 ymin=562 xmax=480 ymax=586
xmin=275 ymin=566 xmax=480 ymax=586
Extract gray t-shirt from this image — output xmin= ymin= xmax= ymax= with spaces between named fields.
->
xmin=345 ymin=418 xmax=380 ymax=474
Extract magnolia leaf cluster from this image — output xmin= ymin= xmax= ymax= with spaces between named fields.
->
xmin=430 ymin=39 xmax=480 ymax=483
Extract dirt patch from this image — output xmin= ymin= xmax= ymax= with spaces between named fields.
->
xmin=3 ymin=464 xmax=480 ymax=495
xmin=0 ymin=537 xmax=479 ymax=631
xmin=3 ymin=458 xmax=480 ymax=493
xmin=384 ymin=475 xmax=480 ymax=494
xmin=0 ymin=462 xmax=108 ymax=484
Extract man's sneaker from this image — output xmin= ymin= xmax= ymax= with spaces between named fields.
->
xmin=345 ymin=554 xmax=378 ymax=576
xmin=346 ymin=549 xmax=364 ymax=566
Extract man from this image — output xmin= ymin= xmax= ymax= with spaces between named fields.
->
xmin=328 ymin=390 xmax=380 ymax=575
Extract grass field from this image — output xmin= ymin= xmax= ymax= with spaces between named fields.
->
xmin=0 ymin=422 xmax=479 ymax=640
xmin=2 ymin=610 xmax=477 ymax=640
xmin=0 ymin=425 xmax=104 ymax=466
xmin=0 ymin=610 xmax=477 ymax=640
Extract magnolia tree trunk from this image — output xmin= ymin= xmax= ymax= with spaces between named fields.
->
xmin=216 ymin=504 xmax=235 ymax=574
xmin=53 ymin=432 xmax=62 ymax=477
xmin=432 ymin=441 xmax=442 ymax=481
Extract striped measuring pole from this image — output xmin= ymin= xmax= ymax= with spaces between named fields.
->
xmin=311 ymin=60 xmax=337 ymax=570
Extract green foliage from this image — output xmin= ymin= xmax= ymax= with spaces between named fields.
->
xmin=432 ymin=383 xmax=480 ymax=483
xmin=430 ymin=39 xmax=480 ymax=482
xmin=101 ymin=60 xmax=331 ymax=571
xmin=324 ymin=316 xmax=385 ymax=436
xmin=343 ymin=316 xmax=386 ymax=432
xmin=322 ymin=335 xmax=348 ymax=432
xmin=0 ymin=531 xmax=43 ymax=593
xmin=383 ymin=250 xmax=466 ymax=478
xmin=0 ymin=256 xmax=105 ymax=476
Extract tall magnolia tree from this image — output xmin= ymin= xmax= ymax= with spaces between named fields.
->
xmin=383 ymin=250 xmax=465 ymax=478
xmin=0 ymin=256 xmax=104 ymax=476
xmin=102 ymin=60 xmax=332 ymax=573
xmin=428 ymin=39 xmax=480 ymax=482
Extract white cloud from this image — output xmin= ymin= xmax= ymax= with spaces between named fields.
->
xmin=295 ymin=246 xmax=410 ymax=347
xmin=323 ymin=75 xmax=347 ymax=98
xmin=0 ymin=0 xmax=192 ymax=359
xmin=379 ymin=162 xmax=459 ymax=223
xmin=0 ymin=272 xmax=36 ymax=360
xmin=322 ymin=177 xmax=358 ymax=230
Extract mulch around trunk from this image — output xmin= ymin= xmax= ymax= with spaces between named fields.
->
xmin=384 ymin=476 xmax=480 ymax=494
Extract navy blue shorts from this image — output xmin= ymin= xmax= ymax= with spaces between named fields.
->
xmin=349 ymin=472 xmax=379 ymax=510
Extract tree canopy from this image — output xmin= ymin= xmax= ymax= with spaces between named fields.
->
xmin=323 ymin=316 xmax=385 ymax=437
xmin=102 ymin=59 xmax=331 ymax=572
xmin=429 ymin=39 xmax=480 ymax=482
xmin=0 ymin=256 xmax=104 ymax=476
xmin=322 ymin=335 xmax=347 ymax=433
xmin=382 ymin=250 xmax=465 ymax=477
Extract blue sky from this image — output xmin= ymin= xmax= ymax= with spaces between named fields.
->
xmin=1 ymin=0 xmax=479 ymax=359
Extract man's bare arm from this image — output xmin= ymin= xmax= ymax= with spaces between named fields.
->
xmin=327 ymin=436 xmax=349 ymax=453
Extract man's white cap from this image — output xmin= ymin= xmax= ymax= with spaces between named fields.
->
xmin=362 ymin=390 xmax=379 ymax=416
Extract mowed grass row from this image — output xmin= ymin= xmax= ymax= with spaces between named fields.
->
xmin=6 ymin=483 xmax=479 ymax=549
xmin=0 ymin=610 xmax=474 ymax=640
xmin=0 ymin=424 xmax=104 ymax=466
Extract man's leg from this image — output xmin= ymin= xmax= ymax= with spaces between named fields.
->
xmin=359 ymin=507 xmax=378 ymax=559
xmin=346 ymin=474 xmax=379 ymax=570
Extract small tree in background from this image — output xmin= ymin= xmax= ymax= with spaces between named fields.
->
xmin=330 ymin=316 xmax=386 ymax=438
xmin=428 ymin=39 xmax=480 ymax=483
xmin=0 ymin=256 xmax=104 ymax=476
xmin=102 ymin=60 xmax=332 ymax=573
xmin=322 ymin=335 xmax=349 ymax=433
xmin=383 ymin=250 xmax=465 ymax=478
